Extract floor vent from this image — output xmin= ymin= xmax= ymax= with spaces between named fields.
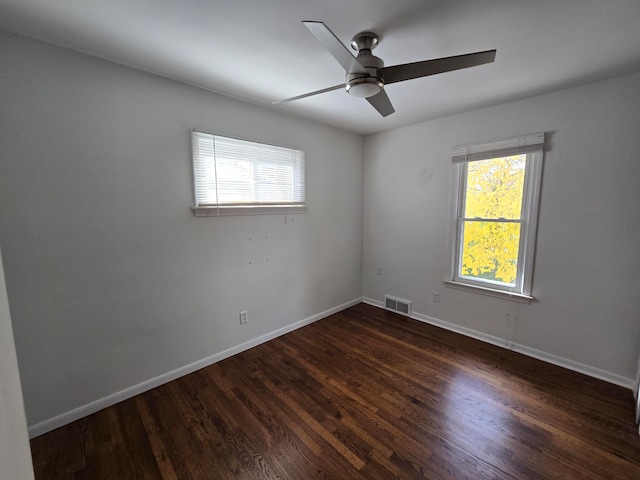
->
xmin=384 ymin=295 xmax=412 ymax=317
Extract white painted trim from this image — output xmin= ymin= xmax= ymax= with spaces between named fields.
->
xmin=362 ymin=297 xmax=634 ymax=390
xmin=448 ymin=149 xmax=543 ymax=298
xmin=192 ymin=205 xmax=306 ymax=217
xmin=362 ymin=297 xmax=384 ymax=308
xmin=509 ymin=345 xmax=633 ymax=390
xmin=28 ymin=297 xmax=363 ymax=438
xmin=634 ymin=353 xmax=640 ymax=425
xmin=443 ymin=280 xmax=533 ymax=304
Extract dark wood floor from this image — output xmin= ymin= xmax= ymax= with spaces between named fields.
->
xmin=30 ymin=303 xmax=640 ymax=479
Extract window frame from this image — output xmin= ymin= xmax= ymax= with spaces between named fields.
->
xmin=446 ymin=134 xmax=545 ymax=303
xmin=191 ymin=130 xmax=306 ymax=217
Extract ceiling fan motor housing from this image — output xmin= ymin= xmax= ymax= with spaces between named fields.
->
xmin=346 ymin=32 xmax=385 ymax=98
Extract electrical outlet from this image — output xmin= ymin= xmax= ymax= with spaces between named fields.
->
xmin=239 ymin=311 xmax=248 ymax=324
xmin=376 ymin=265 xmax=382 ymax=275
xmin=432 ymin=291 xmax=440 ymax=303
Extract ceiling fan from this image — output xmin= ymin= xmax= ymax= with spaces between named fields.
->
xmin=274 ymin=21 xmax=496 ymax=117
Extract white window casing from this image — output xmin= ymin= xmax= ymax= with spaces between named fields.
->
xmin=191 ymin=130 xmax=306 ymax=216
xmin=446 ymin=133 xmax=545 ymax=303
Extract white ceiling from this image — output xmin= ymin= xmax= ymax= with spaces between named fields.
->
xmin=1 ymin=0 xmax=640 ymax=135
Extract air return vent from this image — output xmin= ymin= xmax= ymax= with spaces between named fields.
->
xmin=384 ymin=295 xmax=412 ymax=317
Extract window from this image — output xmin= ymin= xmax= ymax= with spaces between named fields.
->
xmin=447 ymin=133 xmax=545 ymax=301
xmin=191 ymin=130 xmax=305 ymax=216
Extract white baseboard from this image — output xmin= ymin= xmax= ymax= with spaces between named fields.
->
xmin=362 ymin=297 xmax=384 ymax=308
xmin=28 ymin=297 xmax=363 ymax=438
xmin=362 ymin=297 xmax=634 ymax=390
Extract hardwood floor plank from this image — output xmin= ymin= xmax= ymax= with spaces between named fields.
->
xmin=134 ymin=395 xmax=179 ymax=480
xmin=30 ymin=303 xmax=640 ymax=479
xmin=211 ymin=359 xmax=358 ymax=480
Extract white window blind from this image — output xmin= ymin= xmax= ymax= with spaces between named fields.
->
xmin=451 ymin=132 xmax=545 ymax=164
xmin=192 ymin=130 xmax=305 ymax=215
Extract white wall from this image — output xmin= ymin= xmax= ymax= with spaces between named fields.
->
xmin=364 ymin=72 xmax=640 ymax=383
xmin=0 ymin=30 xmax=364 ymax=432
xmin=0 ymin=247 xmax=34 ymax=479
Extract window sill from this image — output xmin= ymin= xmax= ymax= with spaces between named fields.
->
xmin=443 ymin=280 xmax=533 ymax=304
xmin=192 ymin=205 xmax=306 ymax=217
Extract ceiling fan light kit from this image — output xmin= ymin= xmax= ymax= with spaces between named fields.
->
xmin=345 ymin=76 xmax=383 ymax=98
xmin=275 ymin=21 xmax=496 ymax=118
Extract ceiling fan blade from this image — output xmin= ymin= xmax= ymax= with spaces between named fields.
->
xmin=303 ymin=21 xmax=367 ymax=74
xmin=382 ymin=50 xmax=496 ymax=85
xmin=273 ymin=84 xmax=345 ymax=104
xmin=366 ymin=89 xmax=395 ymax=117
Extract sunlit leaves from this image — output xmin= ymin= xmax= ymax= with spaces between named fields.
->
xmin=461 ymin=221 xmax=521 ymax=284
xmin=460 ymin=156 xmax=526 ymax=285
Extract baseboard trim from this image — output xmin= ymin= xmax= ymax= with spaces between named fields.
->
xmin=28 ymin=297 xmax=363 ymax=438
xmin=362 ymin=297 xmax=634 ymax=390
xmin=362 ymin=297 xmax=384 ymax=309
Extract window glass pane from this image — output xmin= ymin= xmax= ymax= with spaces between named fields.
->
xmin=255 ymin=159 xmax=294 ymax=202
xmin=460 ymin=220 xmax=521 ymax=285
xmin=216 ymin=158 xmax=253 ymax=203
xmin=464 ymin=155 xmax=526 ymax=219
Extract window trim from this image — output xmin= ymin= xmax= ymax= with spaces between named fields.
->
xmin=443 ymin=279 xmax=534 ymax=303
xmin=447 ymin=134 xmax=545 ymax=301
xmin=191 ymin=130 xmax=306 ymax=216
xmin=192 ymin=204 xmax=306 ymax=217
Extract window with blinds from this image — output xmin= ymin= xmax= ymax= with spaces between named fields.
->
xmin=191 ymin=130 xmax=305 ymax=216
xmin=446 ymin=133 xmax=545 ymax=301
